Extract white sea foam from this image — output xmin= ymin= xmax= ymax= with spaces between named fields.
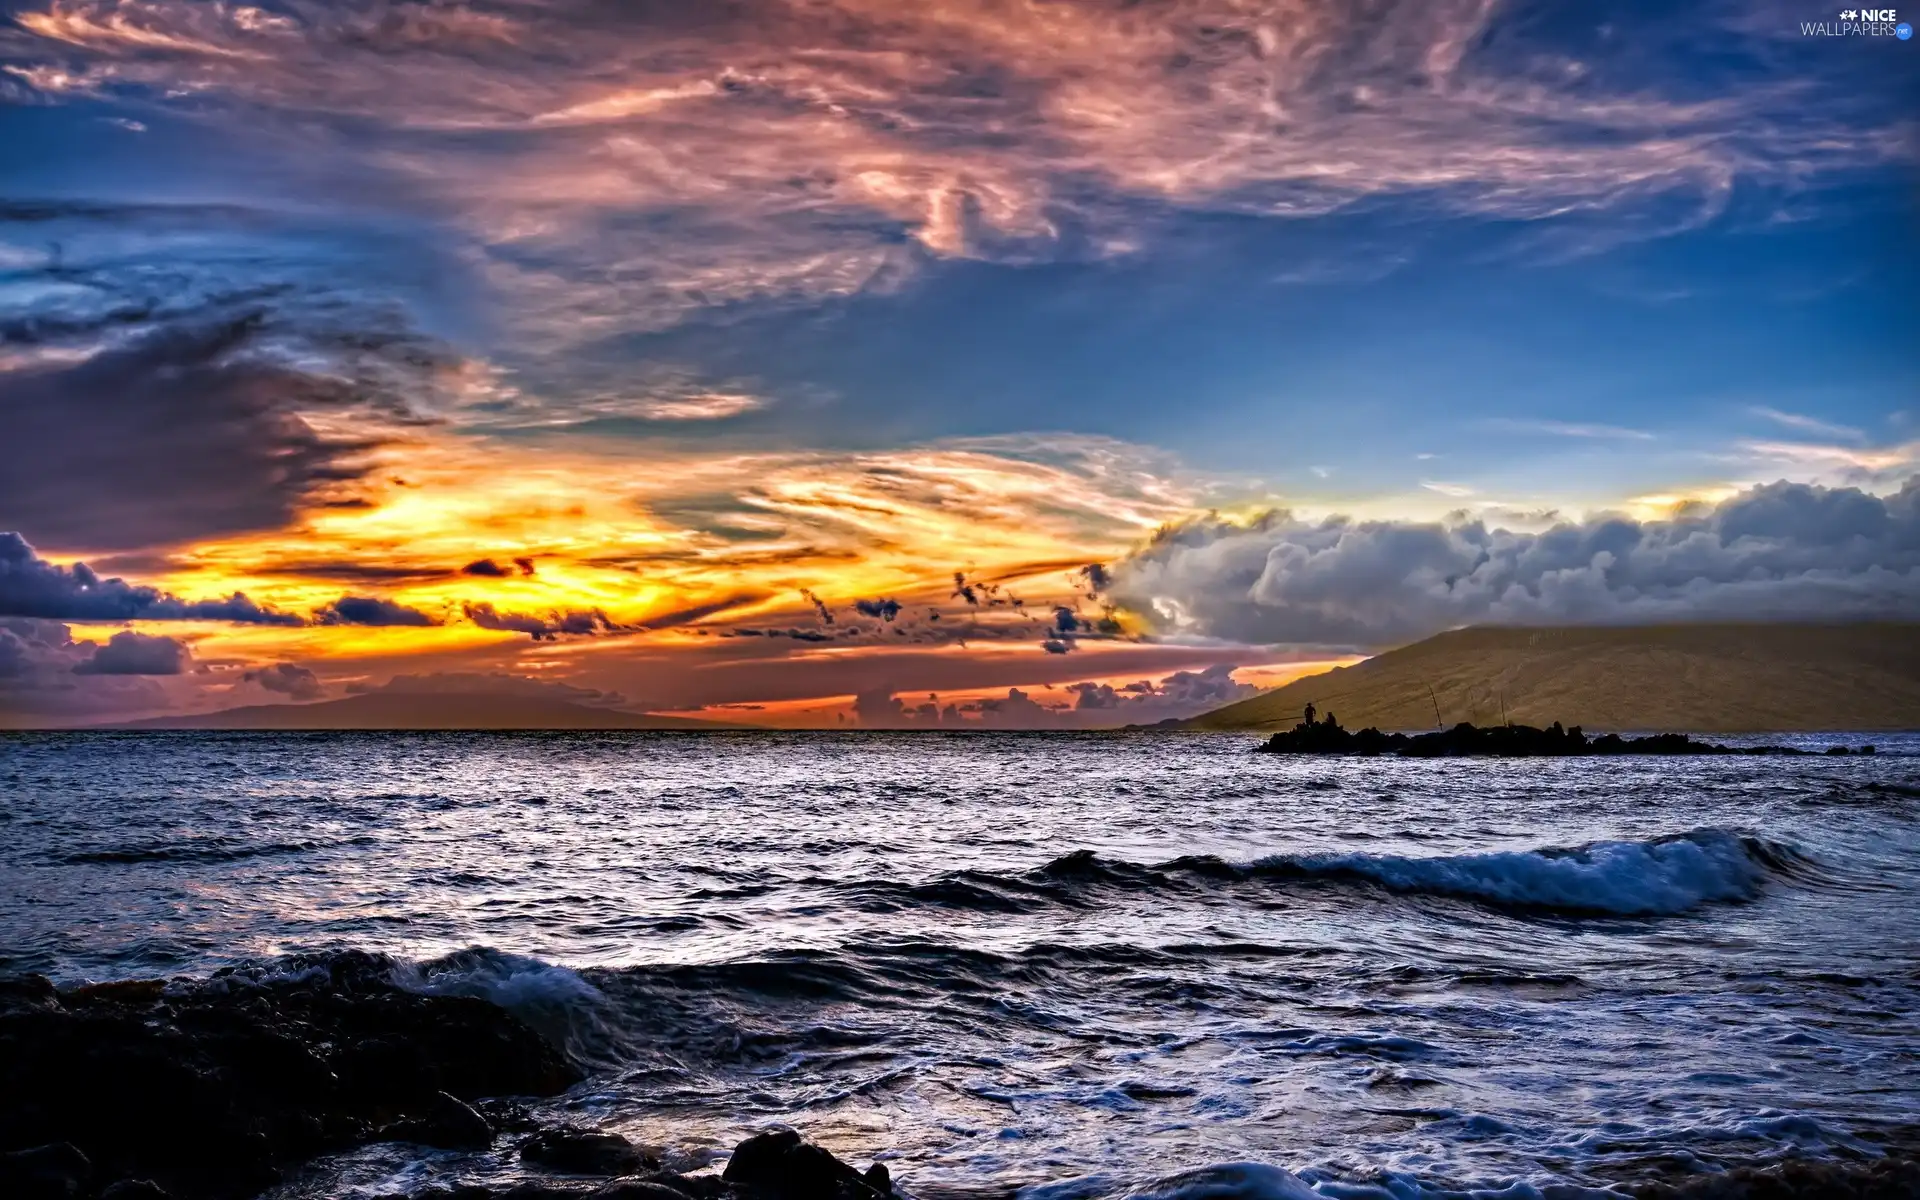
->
xmin=391 ymin=946 xmax=618 ymax=1062
xmin=1257 ymin=828 xmax=1775 ymax=915
xmin=1122 ymin=1163 xmax=1320 ymax=1200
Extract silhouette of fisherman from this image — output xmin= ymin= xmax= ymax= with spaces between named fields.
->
xmin=1323 ymin=711 xmax=1337 ymax=729
xmin=1302 ymin=702 xmax=1316 ymax=728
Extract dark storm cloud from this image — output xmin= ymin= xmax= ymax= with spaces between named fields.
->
xmin=72 ymin=631 xmax=190 ymax=676
xmin=0 ymin=533 xmax=302 ymax=624
xmin=854 ymin=597 xmax=903 ymax=622
xmin=799 ymin=589 xmax=834 ymax=625
xmin=314 ymin=595 xmax=442 ymax=627
xmin=456 ymin=557 xmax=539 ymax=579
xmin=244 ymin=662 xmax=325 ymax=700
xmin=0 ymin=204 xmax=459 ymax=552
xmin=1110 ymin=478 xmax=1920 ymax=647
xmin=462 ymin=601 xmax=630 ymax=640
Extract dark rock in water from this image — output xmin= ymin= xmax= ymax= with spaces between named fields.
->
xmin=1255 ymin=717 xmax=1850 ymax=758
xmin=382 ymin=1090 xmax=496 ymax=1150
xmin=1629 ymin=1154 xmax=1920 ymax=1197
xmin=723 ymin=1128 xmax=893 ymax=1200
xmin=377 ymin=1133 xmax=882 ymax=1200
xmin=101 ymin=1182 xmax=177 ymax=1200
xmin=590 ymin=1181 xmax=709 ymax=1200
xmin=521 ymin=1129 xmax=651 ymax=1176
xmin=0 ymin=950 xmax=580 ymax=1200
xmin=0 ymin=1142 xmax=92 ymax=1199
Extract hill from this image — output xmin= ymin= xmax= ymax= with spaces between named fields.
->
xmin=1179 ymin=623 xmax=1920 ymax=733
xmin=104 ymin=692 xmax=748 ymax=731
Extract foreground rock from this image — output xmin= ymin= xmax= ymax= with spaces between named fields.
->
xmin=1256 ymin=717 xmax=1875 ymax=758
xmin=0 ymin=951 xmax=580 ymax=1199
xmin=1628 ymin=1154 xmax=1920 ymax=1198
xmin=387 ymin=1128 xmax=895 ymax=1200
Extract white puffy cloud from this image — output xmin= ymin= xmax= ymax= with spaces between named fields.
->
xmin=1109 ymin=477 xmax=1920 ymax=647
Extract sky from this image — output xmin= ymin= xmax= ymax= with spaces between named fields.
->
xmin=0 ymin=0 xmax=1916 ymax=728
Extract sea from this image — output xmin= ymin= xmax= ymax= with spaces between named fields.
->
xmin=2 ymin=731 xmax=1917 ymax=1199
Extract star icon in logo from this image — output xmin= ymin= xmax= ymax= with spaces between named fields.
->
xmin=1841 ymin=7 xmax=1858 ymax=16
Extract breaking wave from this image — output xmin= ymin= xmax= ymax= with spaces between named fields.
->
xmin=824 ymin=829 xmax=1814 ymax=918
xmin=1241 ymin=828 xmax=1794 ymax=916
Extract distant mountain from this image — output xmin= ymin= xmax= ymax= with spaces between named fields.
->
xmin=1177 ymin=623 xmax=1920 ymax=733
xmin=106 ymin=692 xmax=749 ymax=731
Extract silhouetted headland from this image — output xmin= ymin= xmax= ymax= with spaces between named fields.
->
xmin=1256 ymin=713 xmax=1876 ymax=757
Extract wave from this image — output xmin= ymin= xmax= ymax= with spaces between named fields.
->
xmin=820 ymin=829 xmax=1806 ymax=918
xmin=1239 ymin=828 xmax=1787 ymax=916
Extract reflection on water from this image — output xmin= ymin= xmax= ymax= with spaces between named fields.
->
xmin=2 ymin=731 xmax=1917 ymax=1197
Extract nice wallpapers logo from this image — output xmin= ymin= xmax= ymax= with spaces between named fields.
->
xmin=1803 ymin=7 xmax=1913 ymax=35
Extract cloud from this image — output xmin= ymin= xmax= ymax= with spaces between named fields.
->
xmin=313 ymin=595 xmax=442 ymax=627
xmin=349 ymin=671 xmax=628 ymax=708
xmin=1749 ymin=407 xmax=1865 ymax=443
xmin=0 ymin=205 xmax=461 ymax=550
xmin=244 ymin=662 xmax=324 ymax=700
xmin=72 ymin=630 xmax=190 ymax=675
xmin=854 ymin=597 xmax=902 ymax=622
xmin=628 ymin=392 xmax=768 ymax=421
xmin=1109 ymin=477 xmax=1920 ymax=647
xmin=799 ymin=588 xmax=834 ymax=625
xmin=0 ymin=532 xmax=302 ymax=623
xmin=1 ymin=0 xmax=1900 ymax=344
xmin=1067 ymin=665 xmax=1259 ymax=717
xmin=459 ymin=557 xmax=539 ymax=579
xmin=461 ymin=600 xmax=630 ymax=640
xmin=0 ymin=617 xmax=177 ymax=721
xmin=1484 ymin=418 xmax=1655 ymax=441
xmin=851 ymin=663 xmax=1261 ymax=729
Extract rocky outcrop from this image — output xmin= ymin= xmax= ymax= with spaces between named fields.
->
xmin=0 ymin=955 xmax=905 ymax=1200
xmin=0 ymin=952 xmax=579 ymax=1199
xmin=1255 ymin=717 xmax=1874 ymax=757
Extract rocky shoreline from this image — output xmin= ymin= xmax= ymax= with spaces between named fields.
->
xmin=1255 ymin=717 xmax=1878 ymax=757
xmin=2 ymin=955 xmax=1914 ymax=1200
xmin=0 ymin=953 xmax=890 ymax=1200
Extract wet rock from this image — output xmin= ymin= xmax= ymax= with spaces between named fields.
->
xmin=382 ymin=1091 xmax=496 ymax=1150
xmin=1629 ymin=1154 xmax=1920 ymax=1198
xmin=0 ymin=1143 xmax=92 ymax=1199
xmin=0 ymin=952 xmax=580 ymax=1200
xmin=0 ymin=975 xmax=60 ymax=1016
xmin=521 ymin=1129 xmax=650 ymax=1176
xmin=722 ymin=1129 xmax=892 ymax=1200
xmin=590 ymin=1181 xmax=704 ymax=1200
xmin=101 ymin=1182 xmax=177 ymax=1200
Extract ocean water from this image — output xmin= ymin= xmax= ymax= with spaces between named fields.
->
xmin=2 ymin=730 xmax=1918 ymax=1199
